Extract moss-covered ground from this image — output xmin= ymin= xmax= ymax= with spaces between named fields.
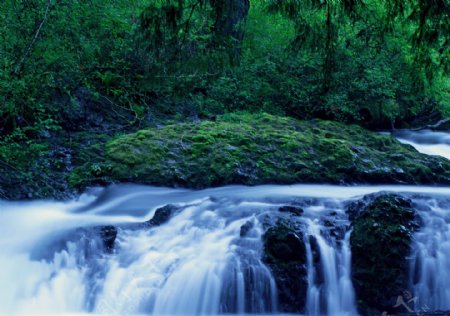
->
xmin=70 ymin=112 xmax=450 ymax=189
xmin=5 ymin=112 xmax=450 ymax=199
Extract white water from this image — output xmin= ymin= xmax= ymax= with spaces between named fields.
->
xmin=2 ymin=130 xmax=450 ymax=315
xmin=409 ymin=196 xmax=450 ymax=311
xmin=3 ymin=184 xmax=450 ymax=315
xmin=395 ymin=129 xmax=450 ymax=160
xmin=306 ymin=223 xmax=356 ymax=316
xmin=0 ymin=186 xmax=355 ymax=315
xmin=392 ymin=130 xmax=450 ymax=312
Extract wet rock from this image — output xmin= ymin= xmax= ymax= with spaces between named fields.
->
xmin=263 ymin=219 xmax=308 ymax=313
xmin=309 ymin=235 xmax=321 ymax=264
xmin=323 ymin=218 xmax=334 ymax=227
xmin=330 ymin=225 xmax=347 ymax=240
xmin=99 ymin=225 xmax=117 ymax=251
xmin=279 ymin=205 xmax=304 ymax=216
xmin=346 ymin=195 xmax=373 ymax=221
xmin=308 ymin=235 xmax=323 ymax=284
xmin=349 ymin=194 xmax=420 ymax=315
xmin=240 ymin=220 xmax=254 ymax=237
xmin=147 ymin=204 xmax=179 ymax=226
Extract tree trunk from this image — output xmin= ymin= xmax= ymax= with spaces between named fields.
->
xmin=323 ymin=0 xmax=334 ymax=93
xmin=211 ymin=0 xmax=250 ymax=64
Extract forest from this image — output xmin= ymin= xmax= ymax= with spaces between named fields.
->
xmin=0 ymin=0 xmax=449 ymax=198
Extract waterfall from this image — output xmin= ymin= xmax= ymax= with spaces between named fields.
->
xmin=305 ymin=222 xmax=356 ymax=316
xmin=3 ymin=184 xmax=450 ymax=315
xmin=392 ymin=129 xmax=450 ymax=312
xmin=93 ymin=201 xmax=277 ymax=315
xmin=409 ymin=196 xmax=450 ymax=312
xmin=394 ymin=129 xmax=450 ymax=160
xmin=0 ymin=194 xmax=281 ymax=315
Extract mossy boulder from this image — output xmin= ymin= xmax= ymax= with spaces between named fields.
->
xmin=349 ymin=194 xmax=420 ymax=315
xmin=75 ymin=112 xmax=450 ymax=189
xmin=262 ymin=219 xmax=308 ymax=313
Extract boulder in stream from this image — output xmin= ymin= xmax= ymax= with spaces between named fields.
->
xmin=147 ymin=204 xmax=179 ymax=226
xmin=262 ymin=218 xmax=308 ymax=313
xmin=349 ymin=194 xmax=420 ymax=315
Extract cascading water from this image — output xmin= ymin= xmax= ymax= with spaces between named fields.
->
xmin=3 ymin=129 xmax=450 ymax=315
xmin=408 ymin=196 xmax=450 ymax=312
xmin=394 ymin=129 xmax=450 ymax=160
xmin=0 ymin=194 xmax=280 ymax=315
xmin=0 ymin=184 xmax=366 ymax=316
xmin=95 ymin=199 xmax=278 ymax=315
xmin=393 ymin=129 xmax=450 ymax=313
xmin=305 ymin=222 xmax=356 ymax=316
xmin=1 ymin=185 xmax=450 ymax=316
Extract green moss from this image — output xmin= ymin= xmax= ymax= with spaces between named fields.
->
xmin=350 ymin=194 xmax=420 ymax=315
xmin=72 ymin=112 xmax=450 ymax=188
xmin=0 ymin=139 xmax=63 ymax=199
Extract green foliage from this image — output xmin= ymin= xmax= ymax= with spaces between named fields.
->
xmin=0 ymin=0 xmax=448 ymax=150
xmin=1 ymin=0 xmax=448 ymax=199
xmin=263 ymin=0 xmax=449 ymax=125
xmin=0 ymin=0 xmax=148 ymax=135
xmin=0 ymin=131 xmax=51 ymax=198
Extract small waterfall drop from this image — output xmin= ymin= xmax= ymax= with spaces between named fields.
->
xmin=394 ymin=129 xmax=450 ymax=160
xmin=0 ymin=194 xmax=282 ymax=315
xmin=409 ymin=196 xmax=450 ymax=312
xmin=393 ymin=129 xmax=450 ymax=311
xmin=304 ymin=218 xmax=356 ymax=316
xmin=94 ymin=200 xmax=278 ymax=315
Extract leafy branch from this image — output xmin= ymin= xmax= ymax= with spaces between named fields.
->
xmin=13 ymin=0 xmax=52 ymax=76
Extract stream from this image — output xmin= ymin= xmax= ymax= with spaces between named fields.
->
xmin=1 ymin=130 xmax=450 ymax=315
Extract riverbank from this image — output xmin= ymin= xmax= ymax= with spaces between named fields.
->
xmin=2 ymin=112 xmax=450 ymax=200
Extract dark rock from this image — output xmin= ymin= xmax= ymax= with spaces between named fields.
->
xmin=266 ymin=231 xmax=304 ymax=262
xmin=263 ymin=219 xmax=308 ymax=313
xmin=99 ymin=225 xmax=117 ymax=251
xmin=349 ymin=194 xmax=420 ymax=315
xmin=309 ymin=235 xmax=321 ymax=264
xmin=346 ymin=195 xmax=373 ymax=221
xmin=147 ymin=204 xmax=179 ymax=226
xmin=279 ymin=205 xmax=304 ymax=216
xmin=323 ymin=218 xmax=334 ymax=227
xmin=308 ymin=235 xmax=323 ymax=284
xmin=240 ymin=220 xmax=254 ymax=237
xmin=330 ymin=225 xmax=347 ymax=240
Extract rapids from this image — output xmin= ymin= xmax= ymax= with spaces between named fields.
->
xmin=1 ymin=129 xmax=450 ymax=315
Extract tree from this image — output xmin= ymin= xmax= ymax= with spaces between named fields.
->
xmin=140 ymin=0 xmax=250 ymax=67
xmin=265 ymin=0 xmax=449 ymax=125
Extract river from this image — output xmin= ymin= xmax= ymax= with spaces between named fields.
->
xmin=1 ymin=130 xmax=450 ymax=315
